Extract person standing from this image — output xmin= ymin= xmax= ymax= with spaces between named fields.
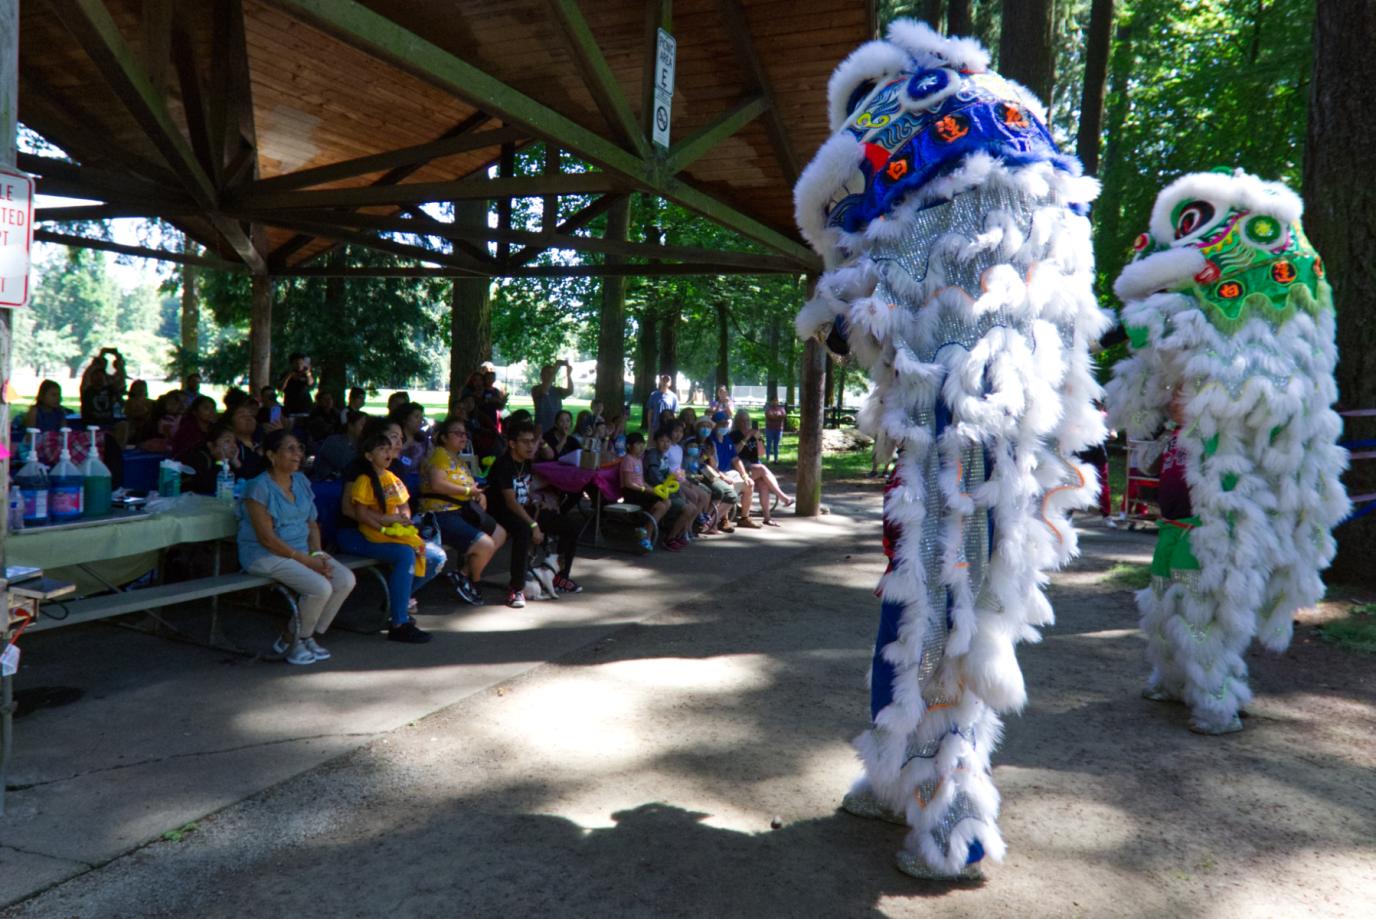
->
xmin=532 ymin=360 xmax=574 ymax=434
xmin=764 ymin=398 xmax=786 ymax=463
xmin=645 ymin=374 xmax=678 ymax=431
xmin=280 ymin=353 xmax=315 ymax=421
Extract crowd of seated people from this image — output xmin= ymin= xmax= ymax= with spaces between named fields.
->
xmin=21 ymin=354 xmax=795 ymax=660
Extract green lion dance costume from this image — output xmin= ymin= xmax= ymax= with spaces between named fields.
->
xmin=794 ymin=22 xmax=1110 ymax=879
xmin=1106 ymin=169 xmax=1350 ymax=734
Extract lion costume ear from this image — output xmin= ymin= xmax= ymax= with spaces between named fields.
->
xmin=826 ymin=40 xmax=908 ymax=132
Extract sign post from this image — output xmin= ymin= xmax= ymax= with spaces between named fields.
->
xmin=0 ymin=167 xmax=33 ymax=308
xmin=651 ymin=28 xmax=676 ymax=150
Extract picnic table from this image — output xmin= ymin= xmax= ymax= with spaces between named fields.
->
xmin=534 ymin=460 xmax=626 ymax=547
xmin=7 ymin=497 xmax=237 ymax=599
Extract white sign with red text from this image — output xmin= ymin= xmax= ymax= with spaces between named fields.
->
xmin=0 ymin=167 xmax=34 ymax=307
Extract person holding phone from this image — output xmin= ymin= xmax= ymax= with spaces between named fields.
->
xmin=280 ymin=352 xmax=315 ymax=420
xmin=532 ymin=359 xmax=575 ymax=434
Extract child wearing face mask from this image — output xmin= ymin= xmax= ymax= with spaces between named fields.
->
xmin=688 ymin=436 xmax=739 ymax=533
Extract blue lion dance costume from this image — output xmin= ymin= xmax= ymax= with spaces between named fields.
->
xmin=794 ymin=21 xmax=1110 ymax=879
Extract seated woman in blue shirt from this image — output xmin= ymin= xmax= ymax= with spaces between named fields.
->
xmin=238 ymin=429 xmax=356 ymax=666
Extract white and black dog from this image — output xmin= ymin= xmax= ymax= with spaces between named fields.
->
xmin=523 ymin=554 xmax=560 ymax=601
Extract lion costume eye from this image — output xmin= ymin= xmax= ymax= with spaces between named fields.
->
xmin=1174 ymin=200 xmax=1216 ymax=240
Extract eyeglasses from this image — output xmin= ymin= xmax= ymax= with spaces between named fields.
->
xmin=279 ymin=443 xmax=304 ymax=453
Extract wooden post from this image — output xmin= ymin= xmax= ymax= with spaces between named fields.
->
xmin=449 ymin=199 xmax=492 ymax=412
xmin=1 ymin=0 xmax=19 ymax=819
xmin=595 ymin=196 xmax=631 ymax=412
xmin=795 ymin=336 xmax=826 ymax=516
xmin=179 ymin=235 xmax=199 ymax=377
xmin=249 ymin=273 xmax=273 ymax=393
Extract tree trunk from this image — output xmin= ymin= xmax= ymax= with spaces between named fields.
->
xmin=998 ymin=0 xmax=1056 ymax=105
xmin=1093 ymin=18 xmax=1135 ymax=274
xmin=658 ymin=300 xmax=679 ymax=382
xmin=633 ymin=307 xmax=658 ymax=429
xmin=946 ymin=0 xmax=971 ymax=35
xmin=1075 ymin=0 xmax=1114 ymax=175
xmin=448 ymin=203 xmax=492 ymax=413
xmin=179 ymin=236 xmax=199 ymax=379
xmin=714 ymin=301 xmax=730 ymax=394
xmin=823 ymin=353 xmax=834 ymax=424
xmin=766 ymin=312 xmax=780 ymax=403
xmin=922 ymin=0 xmax=944 ymax=30
xmin=795 ymin=337 xmax=826 ymax=516
xmin=835 ymin=361 xmax=847 ymax=412
xmin=318 ymin=253 xmax=347 ymax=398
xmin=1305 ymin=0 xmax=1376 ymax=583
xmin=595 ymin=196 xmax=631 ymax=413
xmin=249 ymin=274 xmax=273 ymax=393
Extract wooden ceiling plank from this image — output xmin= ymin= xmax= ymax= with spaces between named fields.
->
xmin=169 ymin=13 xmax=220 ymax=185
xmin=665 ymin=94 xmax=768 ymax=175
xmin=546 ymin=0 xmax=651 ymax=158
xmin=265 ymin=0 xmax=815 ymax=265
xmin=717 ymin=0 xmax=800 ymax=186
xmin=244 ymin=213 xmax=489 ymax=274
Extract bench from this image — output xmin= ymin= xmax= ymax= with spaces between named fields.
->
xmin=31 ymin=554 xmax=390 ymax=648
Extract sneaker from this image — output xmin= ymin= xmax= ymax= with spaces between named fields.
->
xmin=284 ymin=640 xmax=316 ymax=665
xmin=454 ymin=573 xmax=484 ymax=606
xmin=272 ymin=636 xmax=291 ymax=656
xmin=387 ymin=621 xmax=432 ymax=644
xmin=505 ymin=589 xmax=527 ymax=609
xmin=302 ymin=637 xmax=331 ymax=661
xmin=553 ymin=575 xmax=582 ymax=594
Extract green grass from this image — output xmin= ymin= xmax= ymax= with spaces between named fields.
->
xmin=1103 ymin=562 xmax=1151 ymax=591
xmin=1317 ymin=604 xmax=1376 ymax=654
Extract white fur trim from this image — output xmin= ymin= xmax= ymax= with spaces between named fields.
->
xmin=885 ymin=18 xmax=991 ymax=73
xmin=1148 ymin=169 xmax=1304 ymax=248
xmin=826 ymin=41 xmax=910 ymax=133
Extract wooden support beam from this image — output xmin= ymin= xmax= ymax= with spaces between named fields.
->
xmin=795 ymin=334 xmax=826 ymax=516
xmin=169 ymin=12 xmax=218 ymax=184
xmin=53 ymin=0 xmax=267 ymax=272
xmin=34 ymin=229 xmax=243 ymax=270
xmin=36 ymin=203 xmax=185 ymax=222
xmin=237 ymin=172 xmax=628 ymax=211
xmin=252 ymin=127 xmax=526 ymax=193
xmin=639 ymin=0 xmax=672 ymax=138
xmin=241 ymin=214 xmax=489 ymax=274
xmin=265 ymin=0 xmax=815 ymax=266
xmin=140 ymin=0 xmax=173 ymax=99
xmin=249 ymin=274 xmax=273 ymax=392
xmin=275 ymin=261 xmax=802 ymax=279
xmin=238 ymin=207 xmax=800 ymax=271
xmin=210 ymin=0 xmax=257 ymax=184
xmin=19 ymin=68 xmax=180 ymax=187
xmin=497 ymin=141 xmax=515 ymax=263
xmin=717 ymin=0 xmax=801 ymax=186
xmin=511 ymin=193 xmax=621 ymax=265
xmin=542 ymin=144 xmax=560 ymax=236
xmin=546 ymin=0 xmax=650 ymax=158
xmin=664 ymin=95 xmax=768 ymax=175
xmin=265 ymin=111 xmax=493 ymax=267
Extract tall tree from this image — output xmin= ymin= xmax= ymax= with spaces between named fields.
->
xmin=1305 ymin=0 xmax=1376 ymax=581
xmin=1076 ymin=0 xmax=1115 ymax=174
xmin=999 ymin=0 xmax=1057 ymax=104
xmin=946 ymin=0 xmax=972 ymax=35
xmin=633 ymin=307 xmax=658 ymax=427
xmin=595 ymin=197 xmax=631 ymax=412
xmin=923 ymin=0 xmax=945 ymax=29
xmin=179 ymin=234 xmax=199 ymax=377
xmin=713 ymin=301 xmax=730 ymax=393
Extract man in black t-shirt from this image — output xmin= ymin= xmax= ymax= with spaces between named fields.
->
xmin=486 ymin=420 xmax=582 ymax=607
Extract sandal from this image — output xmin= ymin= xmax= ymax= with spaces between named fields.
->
xmin=763 ymin=519 xmax=781 ymax=527
xmin=780 ymin=495 xmax=795 ymax=508
xmin=737 ymin=516 xmax=761 ymax=529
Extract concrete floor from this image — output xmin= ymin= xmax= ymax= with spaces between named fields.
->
xmin=2 ymin=486 xmax=1373 ymax=917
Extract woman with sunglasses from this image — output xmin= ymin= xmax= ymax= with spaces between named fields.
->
xmin=421 ymin=418 xmax=506 ymax=605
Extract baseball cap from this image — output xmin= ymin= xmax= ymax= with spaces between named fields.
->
xmin=712 ymin=411 xmax=729 ymax=422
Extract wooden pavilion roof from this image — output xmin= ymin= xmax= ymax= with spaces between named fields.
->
xmin=22 ymin=0 xmax=875 ymax=277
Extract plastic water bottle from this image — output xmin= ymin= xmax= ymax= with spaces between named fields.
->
xmin=82 ymin=426 xmax=113 ymax=517
xmin=635 ymin=526 xmax=652 ymax=553
xmin=216 ymin=459 xmax=235 ymax=505
xmin=15 ymin=429 xmax=50 ymax=526
xmin=8 ymin=485 xmax=24 ymax=531
xmin=49 ymin=428 xmax=85 ymax=521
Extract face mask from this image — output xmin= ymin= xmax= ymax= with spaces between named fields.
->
xmin=717 ymin=425 xmax=729 ymax=434
xmin=697 ymin=428 xmax=711 ymax=440
xmin=686 ymin=447 xmax=699 ymax=458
